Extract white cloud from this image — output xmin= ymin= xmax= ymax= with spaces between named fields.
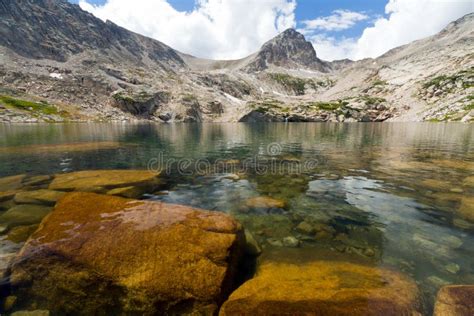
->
xmin=79 ymin=0 xmax=296 ymax=60
xmin=309 ymin=0 xmax=473 ymax=61
xmin=353 ymin=0 xmax=473 ymax=59
xmin=307 ymin=34 xmax=358 ymax=61
xmin=302 ymin=10 xmax=368 ymax=32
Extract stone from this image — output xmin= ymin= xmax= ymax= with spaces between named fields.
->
xmin=7 ymin=225 xmax=39 ymax=243
xmin=14 ymin=190 xmax=66 ymax=206
xmin=0 ymin=142 xmax=122 ymax=155
xmin=0 ymin=174 xmax=26 ymax=191
xmin=48 ymin=170 xmax=162 ymax=193
xmin=244 ymin=229 xmax=262 ymax=256
xmin=282 ymin=236 xmax=299 ymax=248
xmin=244 ymin=196 xmax=287 ymax=210
xmin=10 ymin=192 xmax=244 ymax=315
xmin=434 ymin=285 xmax=474 ymax=316
xmin=0 ymin=190 xmax=18 ymax=202
xmin=22 ymin=175 xmax=53 ymax=187
xmin=11 ymin=311 xmax=50 ymax=316
xmin=458 ymin=196 xmax=474 ymax=222
xmin=267 ymin=238 xmax=283 ymax=247
xmin=295 ymin=221 xmax=315 ymax=235
xmin=463 ymin=176 xmax=474 ymax=188
xmin=220 ymin=261 xmax=422 ymax=315
xmin=445 ymin=263 xmax=460 ymax=274
xmin=106 ymin=186 xmax=145 ymax=199
xmin=0 ymin=205 xmax=52 ymax=230
xmin=3 ymin=295 xmax=17 ymax=312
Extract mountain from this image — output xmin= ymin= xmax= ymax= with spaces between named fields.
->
xmin=245 ymin=28 xmax=331 ymax=73
xmin=0 ymin=0 xmax=472 ymax=123
xmin=0 ymin=0 xmax=184 ymax=68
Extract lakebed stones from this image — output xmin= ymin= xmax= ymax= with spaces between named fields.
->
xmin=220 ymin=261 xmax=422 ymax=315
xmin=0 ymin=205 xmax=52 ymax=230
xmin=458 ymin=196 xmax=474 ymax=223
xmin=242 ymin=196 xmax=287 ymax=213
xmin=434 ymin=285 xmax=474 ymax=316
xmin=48 ymin=169 xmax=163 ymax=194
xmin=10 ymin=192 xmax=245 ymax=314
xmin=14 ymin=190 xmax=65 ymax=206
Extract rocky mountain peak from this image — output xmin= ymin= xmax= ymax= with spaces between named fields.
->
xmin=0 ymin=0 xmax=185 ymax=69
xmin=246 ymin=28 xmax=330 ymax=72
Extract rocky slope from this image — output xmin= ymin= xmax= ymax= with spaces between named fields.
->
xmin=0 ymin=0 xmax=472 ymax=123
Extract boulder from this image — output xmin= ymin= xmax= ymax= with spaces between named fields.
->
xmin=220 ymin=261 xmax=422 ymax=315
xmin=434 ymin=285 xmax=474 ymax=316
xmin=244 ymin=196 xmax=287 ymax=212
xmin=48 ymin=170 xmax=162 ymax=193
xmin=458 ymin=196 xmax=474 ymax=222
xmin=14 ymin=190 xmax=66 ymax=206
xmin=10 ymin=192 xmax=244 ymax=315
xmin=0 ymin=205 xmax=52 ymax=230
xmin=0 ymin=175 xmax=26 ymax=191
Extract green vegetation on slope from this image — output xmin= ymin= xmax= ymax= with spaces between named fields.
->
xmin=423 ymin=67 xmax=474 ymax=90
xmin=269 ymin=73 xmax=307 ymax=95
xmin=0 ymin=95 xmax=58 ymax=115
xmin=268 ymin=73 xmax=335 ymax=96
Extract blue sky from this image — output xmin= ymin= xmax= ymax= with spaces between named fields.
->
xmin=70 ymin=0 xmax=473 ymax=61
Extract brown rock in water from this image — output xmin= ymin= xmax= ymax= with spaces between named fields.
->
xmin=14 ymin=190 xmax=66 ymax=206
xmin=48 ymin=170 xmax=162 ymax=193
xmin=10 ymin=192 xmax=244 ymax=315
xmin=220 ymin=261 xmax=422 ymax=315
xmin=244 ymin=196 xmax=287 ymax=210
xmin=434 ymin=285 xmax=474 ymax=316
xmin=458 ymin=196 xmax=474 ymax=222
xmin=0 ymin=205 xmax=52 ymax=230
xmin=0 ymin=174 xmax=26 ymax=191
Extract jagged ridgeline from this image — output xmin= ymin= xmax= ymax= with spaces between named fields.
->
xmin=0 ymin=1 xmax=473 ymax=123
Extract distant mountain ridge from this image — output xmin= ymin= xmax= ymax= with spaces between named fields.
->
xmin=0 ymin=0 xmax=472 ymax=123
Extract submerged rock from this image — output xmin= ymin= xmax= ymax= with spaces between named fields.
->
xmin=48 ymin=170 xmax=162 ymax=193
xmin=10 ymin=192 xmax=244 ymax=314
xmin=14 ymin=190 xmax=65 ymax=206
xmin=244 ymin=229 xmax=262 ymax=256
xmin=220 ymin=261 xmax=422 ymax=315
xmin=243 ymin=196 xmax=287 ymax=212
xmin=434 ymin=285 xmax=474 ymax=316
xmin=0 ymin=175 xmax=26 ymax=191
xmin=458 ymin=196 xmax=474 ymax=222
xmin=0 ymin=205 xmax=52 ymax=230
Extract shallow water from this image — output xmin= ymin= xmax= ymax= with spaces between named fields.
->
xmin=0 ymin=122 xmax=473 ymax=314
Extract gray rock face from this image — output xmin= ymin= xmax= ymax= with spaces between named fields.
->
xmin=246 ymin=29 xmax=330 ymax=72
xmin=0 ymin=0 xmax=185 ymax=69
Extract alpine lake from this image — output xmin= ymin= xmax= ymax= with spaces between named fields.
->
xmin=0 ymin=122 xmax=473 ymax=315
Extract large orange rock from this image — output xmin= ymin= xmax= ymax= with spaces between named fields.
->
xmin=220 ymin=261 xmax=422 ymax=316
xmin=434 ymin=285 xmax=474 ymax=316
xmin=10 ymin=192 xmax=244 ymax=314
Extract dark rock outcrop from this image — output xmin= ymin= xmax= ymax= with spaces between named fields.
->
xmin=0 ymin=0 xmax=185 ymax=69
xmin=246 ymin=29 xmax=330 ymax=72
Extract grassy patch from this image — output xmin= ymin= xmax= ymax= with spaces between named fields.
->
xmin=423 ymin=68 xmax=474 ymax=90
xmin=249 ymin=99 xmax=283 ymax=113
xmin=269 ymin=73 xmax=307 ymax=95
xmin=0 ymin=95 xmax=58 ymax=115
xmin=182 ymin=94 xmax=198 ymax=103
xmin=113 ymin=92 xmax=135 ymax=103
xmin=357 ymin=96 xmax=386 ymax=106
xmin=372 ymin=80 xmax=388 ymax=86
xmin=307 ymin=100 xmax=347 ymax=111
